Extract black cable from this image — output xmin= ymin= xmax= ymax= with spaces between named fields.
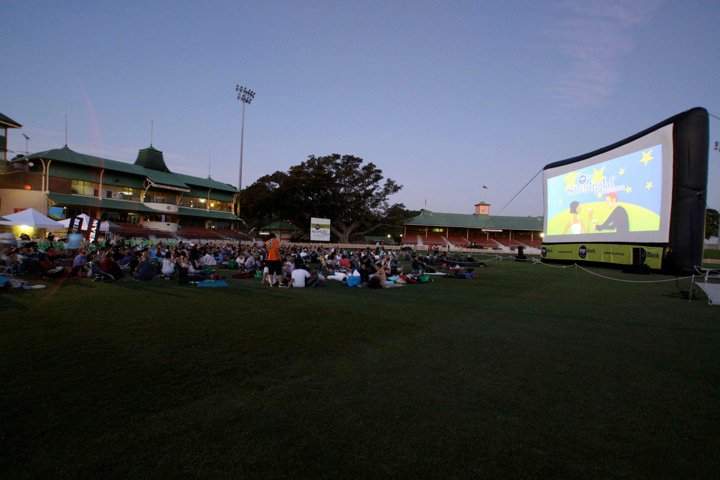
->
xmin=495 ymin=168 xmax=544 ymax=215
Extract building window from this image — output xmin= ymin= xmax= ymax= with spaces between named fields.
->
xmin=71 ymin=180 xmax=99 ymax=197
xmin=102 ymin=185 xmax=140 ymax=201
xmin=144 ymin=191 xmax=168 ymax=204
xmin=208 ymin=200 xmax=233 ymax=212
xmin=179 ymin=196 xmax=207 ymax=209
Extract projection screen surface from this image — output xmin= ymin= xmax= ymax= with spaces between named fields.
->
xmin=543 ymin=124 xmax=674 ymax=244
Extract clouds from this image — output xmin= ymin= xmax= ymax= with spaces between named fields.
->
xmin=550 ymin=0 xmax=663 ymax=107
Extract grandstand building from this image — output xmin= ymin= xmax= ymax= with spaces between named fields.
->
xmin=403 ymin=202 xmax=543 ymax=249
xmin=0 ymin=112 xmax=22 ymax=162
xmin=0 ymin=143 xmax=242 ymax=239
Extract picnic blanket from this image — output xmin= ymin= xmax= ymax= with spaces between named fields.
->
xmin=196 ymin=279 xmax=229 ymax=288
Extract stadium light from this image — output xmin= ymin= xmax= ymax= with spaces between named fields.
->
xmin=235 ymin=84 xmax=256 ymax=195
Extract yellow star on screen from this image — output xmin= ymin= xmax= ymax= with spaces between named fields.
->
xmin=625 ymin=186 xmax=632 ymax=193
xmin=645 ymin=181 xmax=653 ymax=190
xmin=618 ymin=167 xmax=625 ymax=176
xmin=640 ymin=150 xmax=653 ymax=166
xmin=591 ymin=167 xmax=605 ymax=185
xmin=564 ymin=172 xmax=577 ymax=190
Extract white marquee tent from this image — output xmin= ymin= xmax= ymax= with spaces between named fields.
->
xmin=0 ymin=208 xmax=64 ymax=229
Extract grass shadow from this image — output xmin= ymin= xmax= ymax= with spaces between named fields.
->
xmin=0 ymin=293 xmax=29 ymax=312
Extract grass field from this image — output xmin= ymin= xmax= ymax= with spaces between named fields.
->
xmin=704 ymin=248 xmax=720 ymax=260
xmin=1 ymin=261 xmax=719 ymax=479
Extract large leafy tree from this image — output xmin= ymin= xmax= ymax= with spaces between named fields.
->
xmin=240 ymin=154 xmax=405 ymax=242
xmin=238 ymin=171 xmax=288 ymax=231
xmin=706 ymin=208 xmax=719 ymax=239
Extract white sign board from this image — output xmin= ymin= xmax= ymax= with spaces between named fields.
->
xmin=310 ymin=217 xmax=331 ymax=242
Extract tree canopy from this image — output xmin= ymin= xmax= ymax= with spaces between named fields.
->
xmin=706 ymin=208 xmax=719 ymax=239
xmin=240 ymin=154 xmax=412 ymax=242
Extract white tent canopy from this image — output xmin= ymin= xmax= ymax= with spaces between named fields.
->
xmin=0 ymin=208 xmax=64 ymax=229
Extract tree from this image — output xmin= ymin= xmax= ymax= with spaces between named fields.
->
xmin=238 ymin=171 xmax=288 ymax=231
xmin=240 ymin=154 xmax=403 ymax=242
xmin=383 ymin=203 xmax=420 ymax=226
xmin=706 ymin=208 xmax=719 ymax=239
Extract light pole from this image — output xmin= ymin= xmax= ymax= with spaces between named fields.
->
xmin=22 ymin=133 xmax=30 ymax=155
xmin=235 ymin=84 xmax=255 ymax=195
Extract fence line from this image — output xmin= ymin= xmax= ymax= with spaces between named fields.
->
xmin=532 ymin=258 xmax=694 ymax=283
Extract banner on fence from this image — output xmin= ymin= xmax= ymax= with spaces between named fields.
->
xmin=310 ymin=217 xmax=331 ymax=242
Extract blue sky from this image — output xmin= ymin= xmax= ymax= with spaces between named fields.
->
xmin=3 ymin=0 xmax=720 ymax=215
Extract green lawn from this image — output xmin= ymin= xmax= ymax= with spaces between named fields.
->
xmin=704 ymin=248 xmax=720 ymax=259
xmin=1 ymin=262 xmax=719 ymax=479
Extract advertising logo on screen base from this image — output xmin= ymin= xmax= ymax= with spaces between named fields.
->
xmin=541 ymin=243 xmax=664 ymax=269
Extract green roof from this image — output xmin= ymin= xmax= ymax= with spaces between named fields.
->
xmin=48 ymin=193 xmax=156 ymax=213
xmin=135 ymin=146 xmax=170 ymax=172
xmin=0 ymin=112 xmax=22 ymax=128
xmin=29 ymin=146 xmax=238 ymax=193
xmin=405 ymin=210 xmax=543 ymax=231
xmin=177 ymin=207 xmax=239 ymax=221
xmin=48 ymin=193 xmax=239 ymax=221
xmin=172 ymin=173 xmax=237 ymax=192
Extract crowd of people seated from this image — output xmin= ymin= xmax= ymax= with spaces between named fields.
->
xmin=0 ymin=234 xmax=457 ymax=290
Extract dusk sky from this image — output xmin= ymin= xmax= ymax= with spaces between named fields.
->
xmin=4 ymin=0 xmax=719 ymax=216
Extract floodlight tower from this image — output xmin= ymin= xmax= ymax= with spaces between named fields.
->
xmin=235 ymin=84 xmax=255 ymax=193
xmin=22 ymin=133 xmax=30 ymax=154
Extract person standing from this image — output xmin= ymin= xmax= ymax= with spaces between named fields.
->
xmin=265 ymin=233 xmax=282 ymax=286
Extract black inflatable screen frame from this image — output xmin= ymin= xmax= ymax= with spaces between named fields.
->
xmin=543 ymin=107 xmax=709 ymax=273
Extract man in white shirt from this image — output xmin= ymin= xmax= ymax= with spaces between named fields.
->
xmin=244 ymin=254 xmax=257 ymax=271
xmin=290 ymin=266 xmax=311 ymax=288
xmin=200 ymin=252 xmax=216 ymax=266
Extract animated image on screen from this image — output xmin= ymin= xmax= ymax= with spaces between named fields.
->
xmin=545 ymin=144 xmax=664 ymax=238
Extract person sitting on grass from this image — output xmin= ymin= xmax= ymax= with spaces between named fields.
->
xmin=373 ymin=260 xmax=403 ymax=288
xmin=339 ymin=254 xmax=351 ymax=270
xmin=161 ymin=252 xmax=175 ymax=279
xmin=176 ymin=253 xmax=191 ymax=285
xmin=117 ymin=249 xmax=138 ymax=274
xmin=99 ymin=251 xmax=123 ymax=279
xmin=358 ymin=255 xmax=376 ymax=284
xmin=71 ymin=250 xmax=88 ymax=277
xmin=306 ymin=270 xmax=325 ymax=288
xmin=200 ymin=250 xmax=217 ymax=267
xmin=243 ymin=253 xmax=257 ymax=273
xmin=37 ymin=252 xmax=65 ymax=279
xmin=134 ymin=251 xmax=156 ymax=281
xmin=177 ymin=252 xmax=208 ymax=284
xmin=290 ymin=262 xmax=311 ymax=288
